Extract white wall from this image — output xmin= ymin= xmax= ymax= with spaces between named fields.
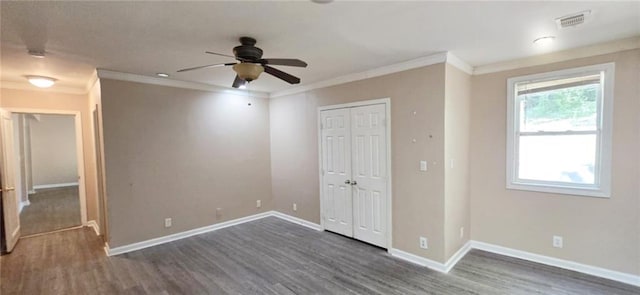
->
xmin=29 ymin=114 xmax=78 ymax=187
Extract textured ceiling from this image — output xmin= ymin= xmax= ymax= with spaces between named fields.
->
xmin=1 ymin=1 xmax=638 ymax=93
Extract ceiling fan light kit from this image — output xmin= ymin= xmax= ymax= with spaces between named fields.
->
xmin=177 ymin=36 xmax=308 ymax=88
xmin=232 ymin=63 xmax=264 ymax=81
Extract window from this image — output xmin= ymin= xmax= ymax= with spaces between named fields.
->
xmin=506 ymin=63 xmax=613 ymax=197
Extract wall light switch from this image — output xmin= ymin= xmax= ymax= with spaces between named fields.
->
xmin=420 ymin=160 xmax=428 ymax=171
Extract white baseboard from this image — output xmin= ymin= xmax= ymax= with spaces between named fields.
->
xmin=470 ymin=241 xmax=640 ymax=287
xmin=33 ymin=182 xmax=79 ymax=190
xmin=106 ymin=211 xmax=273 ymax=256
xmin=104 ymin=243 xmax=111 ymax=256
xmin=99 ymin=211 xmax=639 ymax=287
xmin=388 ymin=248 xmax=449 ymax=273
xmin=389 ymin=240 xmax=639 ymax=287
xmin=105 ymin=211 xmax=321 ymax=256
xmin=18 ymin=200 xmax=30 ymax=213
xmin=388 ymin=241 xmax=472 ymax=274
xmin=87 ymin=220 xmax=100 ymax=236
xmin=271 ymin=211 xmax=323 ymax=231
xmin=444 ymin=241 xmax=472 ymax=272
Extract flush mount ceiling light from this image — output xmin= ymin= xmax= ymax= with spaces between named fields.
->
xmin=533 ymin=36 xmax=556 ymax=45
xmin=26 ymin=75 xmax=56 ymax=88
xmin=232 ymin=63 xmax=264 ymax=82
xmin=156 ymin=73 xmax=170 ymax=78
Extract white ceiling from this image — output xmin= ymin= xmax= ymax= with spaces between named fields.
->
xmin=1 ymin=1 xmax=639 ymax=93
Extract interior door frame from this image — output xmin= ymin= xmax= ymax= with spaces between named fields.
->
xmin=317 ymin=97 xmax=392 ymax=249
xmin=3 ymin=108 xmax=88 ymax=226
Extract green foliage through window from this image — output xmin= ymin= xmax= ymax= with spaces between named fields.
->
xmin=520 ymin=83 xmax=598 ymax=130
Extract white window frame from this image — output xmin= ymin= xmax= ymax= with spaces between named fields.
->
xmin=506 ymin=63 xmax=614 ymax=198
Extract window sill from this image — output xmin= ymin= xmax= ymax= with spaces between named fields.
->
xmin=507 ymin=182 xmax=610 ymax=198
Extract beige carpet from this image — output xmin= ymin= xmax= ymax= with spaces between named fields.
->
xmin=20 ymin=186 xmax=81 ymax=236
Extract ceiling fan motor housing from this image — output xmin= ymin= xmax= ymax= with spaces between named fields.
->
xmin=233 ymin=45 xmax=263 ymax=61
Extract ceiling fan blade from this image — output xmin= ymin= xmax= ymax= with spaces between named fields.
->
xmin=205 ymin=51 xmax=236 ymax=59
xmin=260 ymin=58 xmax=307 ymax=67
xmin=263 ymin=65 xmax=301 ymax=84
xmin=177 ymin=62 xmax=236 ymax=72
xmin=232 ymin=75 xmax=246 ymax=88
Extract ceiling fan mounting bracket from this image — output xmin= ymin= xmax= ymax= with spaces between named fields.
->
xmin=239 ymin=36 xmax=257 ymax=46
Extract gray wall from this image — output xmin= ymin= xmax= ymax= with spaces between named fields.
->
xmin=270 ymin=64 xmax=451 ymax=263
xmin=100 ymin=79 xmax=273 ymax=247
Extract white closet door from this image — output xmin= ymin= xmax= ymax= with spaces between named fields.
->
xmin=320 ymin=109 xmax=353 ymax=237
xmin=350 ymin=104 xmax=387 ymax=248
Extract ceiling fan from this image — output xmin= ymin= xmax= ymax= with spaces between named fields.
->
xmin=177 ymin=36 xmax=308 ymax=88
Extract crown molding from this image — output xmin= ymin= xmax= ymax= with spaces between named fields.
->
xmin=270 ymin=52 xmax=449 ymax=98
xmin=0 ymin=80 xmax=88 ymax=95
xmin=96 ymin=69 xmax=270 ymax=99
xmin=446 ymin=52 xmax=473 ymax=75
xmin=84 ymin=70 xmax=99 ymax=94
xmin=473 ymin=36 xmax=640 ymax=75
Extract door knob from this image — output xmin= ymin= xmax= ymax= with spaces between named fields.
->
xmin=344 ymin=180 xmax=351 ymax=184
xmin=351 ymin=181 xmax=357 ymax=186
xmin=3 ymin=187 xmax=15 ymax=192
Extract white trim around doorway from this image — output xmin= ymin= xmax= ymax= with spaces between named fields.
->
xmin=317 ymin=97 xmax=393 ymax=250
xmin=4 ymin=108 xmax=89 ymax=226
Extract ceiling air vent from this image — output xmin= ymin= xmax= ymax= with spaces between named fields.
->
xmin=556 ymin=10 xmax=591 ymax=29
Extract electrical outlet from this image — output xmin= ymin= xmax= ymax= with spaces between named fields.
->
xmin=256 ymin=200 xmax=261 ymax=208
xmin=216 ymin=208 xmax=222 ymax=219
xmin=553 ymin=236 xmax=563 ymax=248
xmin=293 ymin=203 xmax=297 ymax=211
xmin=420 ymin=160 xmax=428 ymax=171
xmin=460 ymin=227 xmax=464 ymax=239
xmin=164 ymin=218 xmax=172 ymax=228
xmin=419 ymin=237 xmax=428 ymax=249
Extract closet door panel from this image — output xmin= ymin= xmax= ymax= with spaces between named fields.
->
xmin=320 ymin=109 xmax=353 ymax=237
xmin=351 ymin=104 xmax=387 ymax=248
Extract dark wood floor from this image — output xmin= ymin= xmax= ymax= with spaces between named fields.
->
xmin=20 ymin=186 xmax=81 ymax=236
xmin=1 ymin=217 xmax=638 ymax=294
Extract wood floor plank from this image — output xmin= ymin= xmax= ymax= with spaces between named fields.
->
xmin=1 ymin=217 xmax=638 ymax=294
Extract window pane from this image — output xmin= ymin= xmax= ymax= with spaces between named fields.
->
xmin=518 ymin=134 xmax=596 ymax=184
xmin=518 ymin=83 xmax=599 ymax=132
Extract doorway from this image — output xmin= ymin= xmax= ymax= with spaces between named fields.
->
xmin=318 ymin=98 xmax=392 ymax=249
xmin=15 ymin=113 xmax=84 ymax=236
xmin=1 ymin=109 xmax=87 ymax=252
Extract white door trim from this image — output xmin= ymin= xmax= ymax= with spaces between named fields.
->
xmin=4 ymin=108 xmax=88 ymax=226
xmin=317 ymin=98 xmax=392 ymax=249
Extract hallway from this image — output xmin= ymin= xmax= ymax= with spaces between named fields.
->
xmin=20 ymin=186 xmax=81 ymax=236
